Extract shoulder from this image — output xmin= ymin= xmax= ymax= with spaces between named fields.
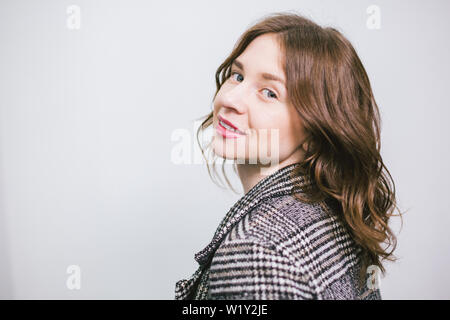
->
xmin=225 ymin=194 xmax=347 ymax=256
xmin=208 ymin=194 xmax=366 ymax=299
xmin=208 ymin=207 xmax=315 ymax=299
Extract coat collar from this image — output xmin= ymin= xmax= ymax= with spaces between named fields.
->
xmin=194 ymin=162 xmax=310 ymax=266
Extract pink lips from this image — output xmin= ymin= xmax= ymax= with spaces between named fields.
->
xmin=216 ymin=115 xmax=246 ymax=139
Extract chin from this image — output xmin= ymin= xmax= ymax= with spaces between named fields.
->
xmin=212 ymin=142 xmax=243 ymax=161
xmin=212 ymin=147 xmax=238 ymax=160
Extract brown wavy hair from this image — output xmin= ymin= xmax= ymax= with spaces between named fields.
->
xmin=195 ymin=11 xmax=404 ymax=291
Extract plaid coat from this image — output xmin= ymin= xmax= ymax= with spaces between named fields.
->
xmin=175 ymin=163 xmax=382 ymax=300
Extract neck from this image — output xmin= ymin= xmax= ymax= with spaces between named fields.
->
xmin=237 ymin=149 xmax=305 ymax=194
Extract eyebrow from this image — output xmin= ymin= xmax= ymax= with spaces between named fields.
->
xmin=232 ymin=59 xmax=286 ymax=88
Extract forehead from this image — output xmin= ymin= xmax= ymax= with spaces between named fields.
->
xmin=236 ymin=33 xmax=285 ymax=77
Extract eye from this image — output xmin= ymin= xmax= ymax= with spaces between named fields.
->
xmin=230 ymin=71 xmax=278 ymax=100
xmin=230 ymin=71 xmax=243 ymax=82
xmin=262 ymin=88 xmax=278 ymax=100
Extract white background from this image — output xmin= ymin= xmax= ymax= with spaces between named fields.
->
xmin=0 ymin=0 xmax=449 ymax=299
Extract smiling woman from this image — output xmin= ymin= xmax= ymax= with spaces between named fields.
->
xmin=175 ymin=11 xmax=403 ymax=300
xmin=211 ymin=32 xmax=307 ymax=183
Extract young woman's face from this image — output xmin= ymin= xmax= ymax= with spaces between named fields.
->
xmin=212 ymin=33 xmax=306 ymax=165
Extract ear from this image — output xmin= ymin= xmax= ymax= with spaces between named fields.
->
xmin=301 ymin=141 xmax=309 ymax=152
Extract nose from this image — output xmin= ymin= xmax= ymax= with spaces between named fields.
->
xmin=220 ymin=82 xmax=249 ymax=114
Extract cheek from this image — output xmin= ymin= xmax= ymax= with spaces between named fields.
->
xmin=212 ymin=99 xmax=222 ymax=125
xmin=213 ymin=98 xmax=220 ymax=114
xmin=276 ymin=116 xmax=303 ymax=151
xmin=212 ymin=87 xmax=228 ymax=116
xmin=248 ymin=109 xmax=277 ymax=131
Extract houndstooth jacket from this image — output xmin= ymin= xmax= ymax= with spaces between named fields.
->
xmin=175 ymin=163 xmax=382 ymax=300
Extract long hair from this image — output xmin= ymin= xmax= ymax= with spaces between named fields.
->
xmin=196 ymin=11 xmax=404 ymax=290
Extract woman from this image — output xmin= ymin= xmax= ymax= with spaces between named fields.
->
xmin=175 ymin=12 xmax=402 ymax=300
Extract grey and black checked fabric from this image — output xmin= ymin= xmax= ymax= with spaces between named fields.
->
xmin=174 ymin=163 xmax=382 ymax=300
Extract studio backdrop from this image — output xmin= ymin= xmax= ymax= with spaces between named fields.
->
xmin=0 ymin=0 xmax=449 ymax=299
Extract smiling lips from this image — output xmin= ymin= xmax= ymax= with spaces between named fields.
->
xmin=216 ymin=115 xmax=246 ymax=139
